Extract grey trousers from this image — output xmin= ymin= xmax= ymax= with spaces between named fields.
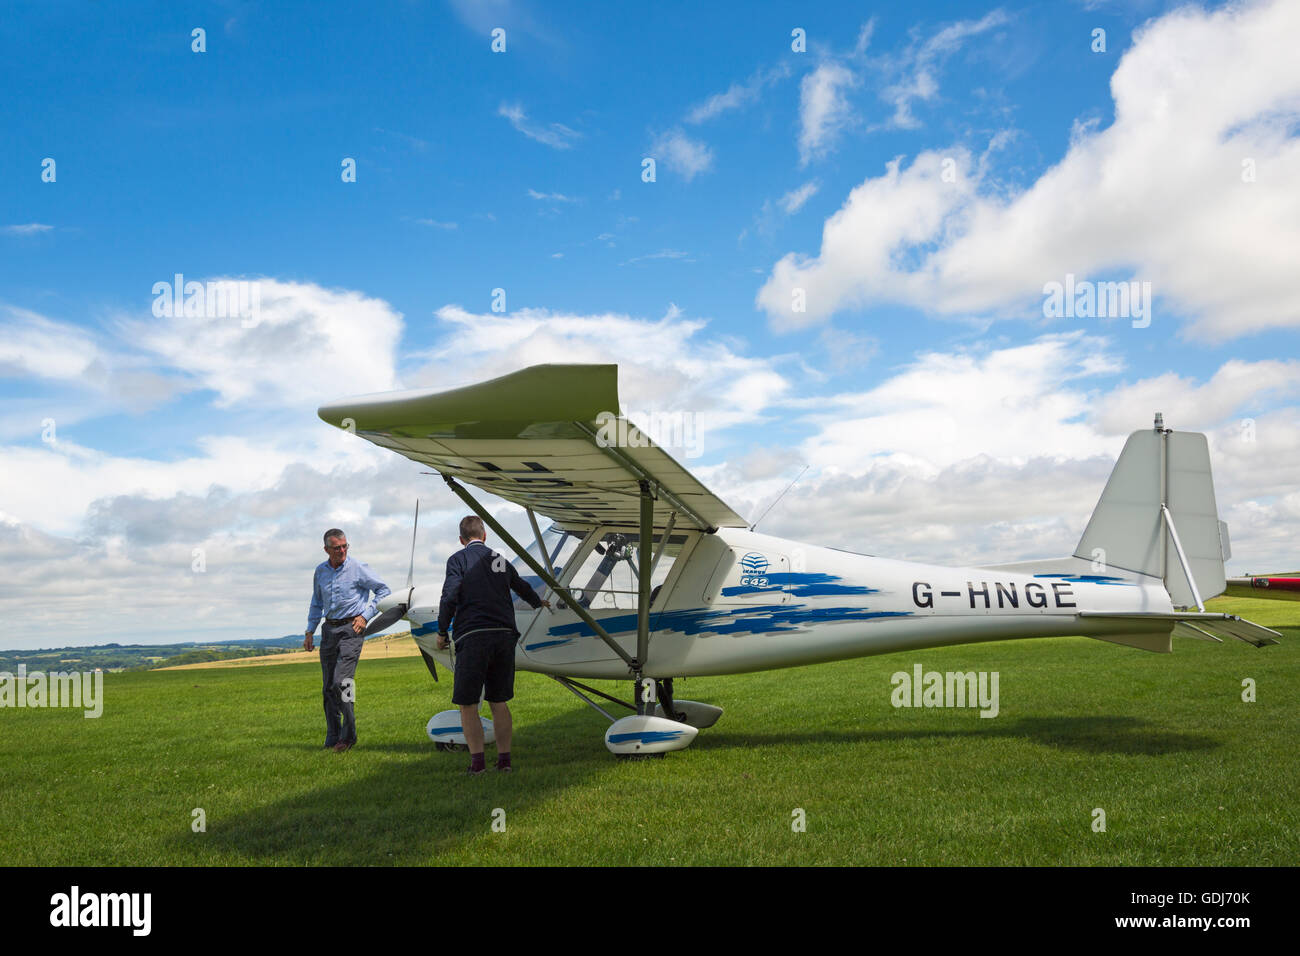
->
xmin=320 ymin=620 xmax=364 ymax=744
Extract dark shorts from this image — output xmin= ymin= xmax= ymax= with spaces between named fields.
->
xmin=451 ymin=630 xmax=518 ymax=706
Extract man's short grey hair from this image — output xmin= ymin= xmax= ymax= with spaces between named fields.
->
xmin=323 ymin=528 xmax=346 ymax=545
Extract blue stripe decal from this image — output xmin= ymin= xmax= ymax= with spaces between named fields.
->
xmin=430 ymin=725 xmax=463 ymax=735
xmin=609 ymin=730 xmax=684 ymax=744
xmin=544 ymin=605 xmax=912 ymax=640
xmin=1032 ymin=574 xmax=1137 ymax=586
xmin=721 ymin=572 xmax=880 ymax=598
xmin=524 ymin=638 xmax=574 ymax=651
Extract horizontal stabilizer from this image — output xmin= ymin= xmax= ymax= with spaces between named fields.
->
xmin=1090 ymin=631 xmax=1172 ymax=653
xmin=1079 ymin=611 xmax=1280 ymax=647
xmin=1171 ymin=621 xmax=1223 ymax=643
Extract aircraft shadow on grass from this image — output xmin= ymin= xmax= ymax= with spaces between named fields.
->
xmin=698 ymin=714 xmax=1220 ymax=757
xmin=189 ymin=706 xmax=1215 ymax=864
xmin=188 ymin=703 xmax=620 ymax=865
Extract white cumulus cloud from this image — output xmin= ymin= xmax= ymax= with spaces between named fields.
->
xmin=126 ymin=278 xmax=403 ymax=408
xmin=760 ymin=0 xmax=1300 ymax=341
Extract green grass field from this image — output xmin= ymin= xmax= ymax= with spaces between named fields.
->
xmin=3 ymin=595 xmax=1296 ymax=866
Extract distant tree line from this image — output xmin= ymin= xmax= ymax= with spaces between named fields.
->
xmin=146 ymin=647 xmax=294 ymax=669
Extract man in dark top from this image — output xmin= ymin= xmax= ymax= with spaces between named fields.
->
xmin=436 ymin=515 xmax=549 ymax=774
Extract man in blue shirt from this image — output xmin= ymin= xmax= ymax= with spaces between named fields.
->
xmin=305 ymin=528 xmax=391 ymax=752
xmin=436 ymin=515 xmax=549 ymax=774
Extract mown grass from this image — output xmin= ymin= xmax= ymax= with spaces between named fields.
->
xmin=2 ymin=596 xmax=1295 ymax=866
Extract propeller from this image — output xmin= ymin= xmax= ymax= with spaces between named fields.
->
xmin=362 ymin=499 xmax=418 ymax=638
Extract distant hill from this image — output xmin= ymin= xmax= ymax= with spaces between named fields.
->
xmin=144 ymin=647 xmax=296 ymax=668
xmin=0 ymin=635 xmax=308 ymax=673
xmin=159 ymin=632 xmax=417 ymax=670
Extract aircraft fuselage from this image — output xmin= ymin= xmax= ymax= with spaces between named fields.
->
xmin=401 ymin=526 xmax=1175 ymax=679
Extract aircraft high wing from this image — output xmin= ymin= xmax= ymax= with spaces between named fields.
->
xmin=318 ymin=363 xmax=746 ymax=532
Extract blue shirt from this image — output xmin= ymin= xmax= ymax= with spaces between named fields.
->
xmin=307 ymin=556 xmax=391 ymax=633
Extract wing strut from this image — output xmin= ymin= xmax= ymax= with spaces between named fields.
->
xmin=440 ymin=475 xmax=638 ymax=670
xmin=635 ymin=479 xmax=653 ymax=713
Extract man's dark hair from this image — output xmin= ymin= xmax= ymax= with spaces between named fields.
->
xmin=323 ymin=528 xmax=346 ymax=545
xmin=459 ymin=515 xmax=486 ymax=541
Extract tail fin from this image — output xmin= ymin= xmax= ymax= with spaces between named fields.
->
xmin=1074 ymin=417 xmax=1230 ymax=610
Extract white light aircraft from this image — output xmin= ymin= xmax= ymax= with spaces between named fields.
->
xmin=319 ymin=365 xmax=1281 ymax=757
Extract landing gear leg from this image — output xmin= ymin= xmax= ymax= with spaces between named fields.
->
xmin=603 ymin=481 xmax=698 ymax=757
xmin=655 ymin=677 xmax=678 ymax=722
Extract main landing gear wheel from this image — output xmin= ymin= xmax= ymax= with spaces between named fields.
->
xmin=604 ymin=715 xmax=694 ymax=755
xmin=550 ymin=676 xmax=709 ymax=757
xmin=426 ymin=709 xmax=494 ymax=751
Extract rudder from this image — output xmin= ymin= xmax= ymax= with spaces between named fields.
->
xmin=1074 ymin=419 xmax=1229 ymax=609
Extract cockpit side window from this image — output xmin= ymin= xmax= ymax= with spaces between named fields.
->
xmin=557 ymin=530 xmax=689 ymax=610
xmin=511 ymin=525 xmax=587 ymax=610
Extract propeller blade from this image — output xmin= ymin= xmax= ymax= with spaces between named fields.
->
xmin=362 ymin=604 xmax=408 ymax=638
xmin=406 ymin=498 xmax=420 ymax=589
xmin=417 ymin=648 xmax=440 ymax=682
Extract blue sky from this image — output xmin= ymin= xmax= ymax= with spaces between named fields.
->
xmin=3 ymin=0 xmax=1299 ymax=648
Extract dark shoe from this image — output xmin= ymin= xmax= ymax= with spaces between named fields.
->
xmin=465 ymin=764 xmax=486 ymax=775
xmin=333 ymin=741 xmax=353 ymax=752
xmin=324 ymin=739 xmax=339 ymax=749
xmin=494 ymin=764 xmax=513 ymax=773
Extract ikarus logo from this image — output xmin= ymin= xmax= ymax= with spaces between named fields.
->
xmin=739 ymin=552 xmax=770 ymax=587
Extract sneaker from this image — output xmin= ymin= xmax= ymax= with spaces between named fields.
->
xmin=465 ymin=764 xmax=486 ymax=775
